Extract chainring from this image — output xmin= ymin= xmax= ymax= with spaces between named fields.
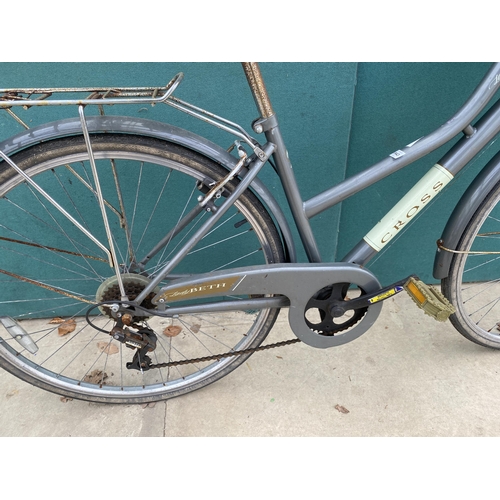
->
xmin=304 ymin=282 xmax=368 ymax=335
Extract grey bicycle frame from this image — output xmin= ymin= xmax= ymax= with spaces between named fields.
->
xmin=2 ymin=63 xmax=500 ymax=316
xmin=243 ymin=63 xmax=500 ymax=267
xmin=135 ymin=62 xmax=500 ymax=311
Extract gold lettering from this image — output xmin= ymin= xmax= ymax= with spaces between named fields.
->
xmin=433 ymin=180 xmax=443 ymax=191
xmin=381 ymin=233 xmax=392 ymax=244
xmin=158 ymin=277 xmax=240 ymax=302
xmin=421 ymin=193 xmax=431 ymax=204
xmin=406 ymin=206 xmax=419 ymax=218
xmin=393 ymin=220 xmax=405 ymax=231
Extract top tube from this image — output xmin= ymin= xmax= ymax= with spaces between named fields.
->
xmin=303 ymin=62 xmax=500 ymax=218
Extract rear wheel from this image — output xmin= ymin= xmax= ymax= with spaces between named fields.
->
xmin=0 ymin=134 xmax=285 ymax=403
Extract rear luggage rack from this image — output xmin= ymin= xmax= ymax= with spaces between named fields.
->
xmin=0 ymin=70 xmax=262 ymax=155
xmin=0 ymin=73 xmax=184 ymax=108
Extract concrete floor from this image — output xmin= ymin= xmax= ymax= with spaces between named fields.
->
xmin=1 ymin=291 xmax=500 ymax=437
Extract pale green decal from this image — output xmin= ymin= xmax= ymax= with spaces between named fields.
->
xmin=364 ymin=164 xmax=454 ymax=252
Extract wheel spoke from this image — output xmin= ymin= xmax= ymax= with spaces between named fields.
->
xmin=136 ymin=169 xmax=172 ymax=255
xmin=64 ymin=162 xmax=123 ymax=220
xmin=109 ymin=158 xmax=136 ymax=266
xmin=152 ymin=180 xmax=199 ymax=275
xmin=3 ymin=196 xmax=99 ymax=257
xmin=0 ymin=268 xmax=96 ymax=305
xmin=0 ymin=234 xmax=107 ymax=263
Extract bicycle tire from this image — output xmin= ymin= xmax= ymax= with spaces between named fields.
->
xmin=0 ymin=134 xmax=285 ymax=403
xmin=442 ymin=179 xmax=500 ymax=349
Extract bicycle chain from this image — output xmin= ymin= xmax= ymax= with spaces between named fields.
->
xmin=147 ymin=314 xmax=365 ymax=369
xmin=147 ymin=292 xmax=367 ymax=369
xmin=148 ymin=338 xmax=302 ymax=369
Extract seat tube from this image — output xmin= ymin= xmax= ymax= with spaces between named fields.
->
xmin=265 ymin=124 xmax=322 ymax=263
xmin=242 ymin=62 xmax=321 ymax=262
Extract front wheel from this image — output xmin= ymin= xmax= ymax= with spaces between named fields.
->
xmin=0 ymin=134 xmax=285 ymax=403
xmin=442 ymin=179 xmax=500 ymax=349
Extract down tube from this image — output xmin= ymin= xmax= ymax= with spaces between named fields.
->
xmin=342 ymin=163 xmax=455 ymax=266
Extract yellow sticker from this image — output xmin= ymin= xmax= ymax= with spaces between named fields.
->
xmin=368 ymin=286 xmax=403 ymax=304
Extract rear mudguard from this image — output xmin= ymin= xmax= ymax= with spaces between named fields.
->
xmin=433 ymin=149 xmax=500 ymax=279
xmin=0 ymin=115 xmax=296 ymax=262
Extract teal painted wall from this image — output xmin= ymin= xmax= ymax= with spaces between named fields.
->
xmin=337 ymin=62 xmax=495 ymax=285
xmin=0 ymin=62 xmax=496 ymax=286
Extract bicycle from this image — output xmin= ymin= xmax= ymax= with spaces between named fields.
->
xmin=0 ymin=62 xmax=499 ymax=404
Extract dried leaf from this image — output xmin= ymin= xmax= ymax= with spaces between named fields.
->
xmin=49 ymin=317 xmax=65 ymax=324
xmin=163 ymin=325 xmax=182 ymax=337
xmin=83 ymin=369 xmax=108 ymax=385
xmin=97 ymin=341 xmax=119 ymax=355
xmin=190 ymin=324 xmax=201 ymax=333
xmin=60 ymin=397 xmax=73 ymax=403
xmin=335 ymin=404 xmax=350 ymax=414
xmin=58 ymin=318 xmax=76 ymax=336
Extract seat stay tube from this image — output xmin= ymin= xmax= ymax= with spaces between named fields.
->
xmin=132 ymin=141 xmax=276 ymax=306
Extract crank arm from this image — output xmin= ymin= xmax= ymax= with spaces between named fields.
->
xmin=331 ymin=275 xmax=417 ymax=313
xmin=330 ymin=274 xmax=456 ymax=323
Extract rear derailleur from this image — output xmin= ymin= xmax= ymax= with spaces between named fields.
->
xmin=110 ymin=316 xmax=157 ymax=372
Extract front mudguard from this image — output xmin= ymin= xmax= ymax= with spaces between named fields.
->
xmin=0 ymin=115 xmax=296 ymax=262
xmin=433 ymin=149 xmax=500 ymax=279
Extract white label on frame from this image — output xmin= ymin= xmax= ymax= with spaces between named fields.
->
xmin=390 ymin=150 xmax=405 ymax=159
